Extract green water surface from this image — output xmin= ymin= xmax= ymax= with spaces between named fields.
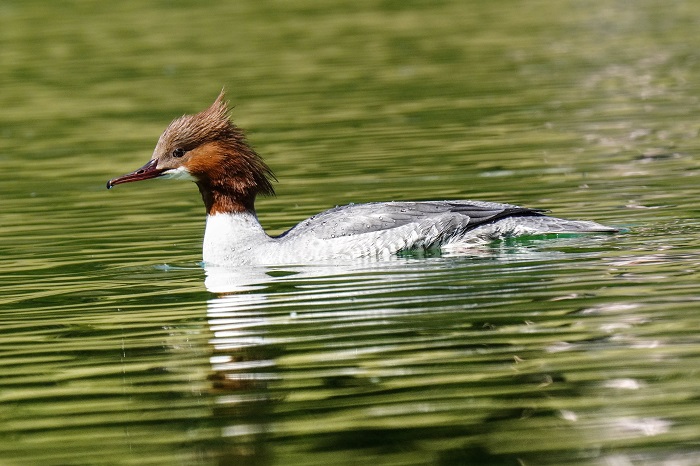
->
xmin=1 ymin=1 xmax=699 ymax=465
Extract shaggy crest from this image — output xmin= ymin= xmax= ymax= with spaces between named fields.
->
xmin=156 ymin=90 xmax=233 ymax=153
xmin=155 ymin=91 xmax=276 ymax=210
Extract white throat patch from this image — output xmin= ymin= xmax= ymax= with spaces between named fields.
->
xmin=162 ymin=166 xmax=196 ymax=181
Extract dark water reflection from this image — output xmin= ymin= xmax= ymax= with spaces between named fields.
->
xmin=2 ymin=0 xmax=700 ymax=464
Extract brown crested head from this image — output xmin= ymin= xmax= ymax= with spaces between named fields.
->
xmin=107 ymin=90 xmax=276 ymax=215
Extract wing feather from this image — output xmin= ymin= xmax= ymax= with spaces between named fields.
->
xmin=279 ymin=201 xmax=541 ymax=241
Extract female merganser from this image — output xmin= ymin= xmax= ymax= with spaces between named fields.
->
xmin=107 ymin=91 xmax=617 ymax=266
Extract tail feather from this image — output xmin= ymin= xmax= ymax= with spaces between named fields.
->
xmin=445 ymin=215 xmax=618 ymax=247
xmin=510 ymin=216 xmax=619 ymax=234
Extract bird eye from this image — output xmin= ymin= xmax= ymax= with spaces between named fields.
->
xmin=172 ymin=148 xmax=185 ymax=158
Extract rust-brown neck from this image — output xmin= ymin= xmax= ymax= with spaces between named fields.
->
xmin=186 ymin=140 xmax=275 ymax=216
xmin=197 ymin=182 xmax=257 ymax=215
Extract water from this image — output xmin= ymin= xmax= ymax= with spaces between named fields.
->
xmin=2 ymin=1 xmax=700 ymax=464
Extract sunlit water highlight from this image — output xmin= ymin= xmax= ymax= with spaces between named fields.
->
xmin=2 ymin=1 xmax=700 ymax=465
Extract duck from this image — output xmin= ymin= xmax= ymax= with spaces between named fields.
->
xmin=107 ymin=91 xmax=617 ymax=266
